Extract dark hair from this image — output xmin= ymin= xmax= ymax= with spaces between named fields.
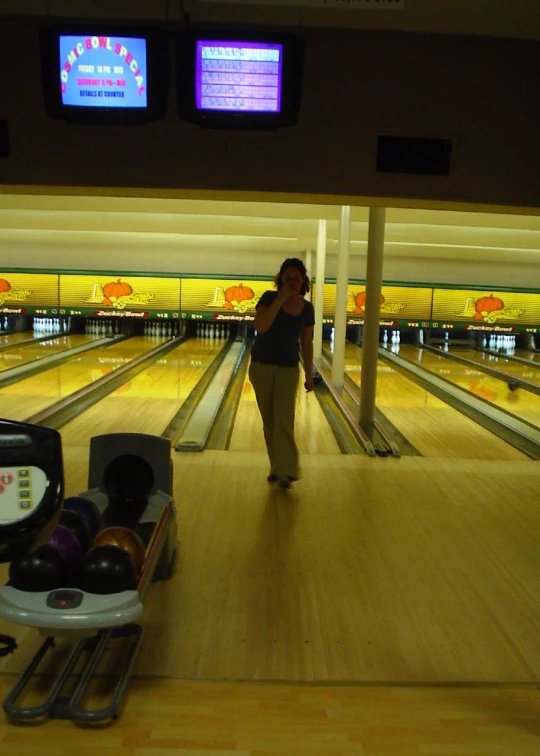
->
xmin=274 ymin=257 xmax=310 ymax=296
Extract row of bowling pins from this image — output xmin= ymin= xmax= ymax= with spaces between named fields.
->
xmin=329 ymin=327 xmax=402 ymax=344
xmin=33 ymin=317 xmax=70 ymax=333
xmin=85 ymin=319 xmax=120 ymax=334
xmin=481 ymin=333 xmax=517 ymax=350
xmin=196 ymin=323 xmax=230 ymax=339
xmin=144 ymin=321 xmax=182 ymax=337
xmin=382 ymin=329 xmax=401 ymax=344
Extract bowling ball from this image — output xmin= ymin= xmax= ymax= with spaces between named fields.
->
xmin=9 ymin=544 xmax=69 ymax=592
xmin=508 ymin=380 xmax=520 ymax=392
xmin=79 ymin=545 xmax=138 ymax=595
xmin=60 ymin=509 xmax=92 ymax=553
xmin=48 ymin=525 xmax=84 ymax=575
xmin=63 ymin=496 xmax=102 ymax=539
xmin=312 ymin=370 xmax=323 ymax=385
xmin=91 ymin=526 xmax=146 ymax=573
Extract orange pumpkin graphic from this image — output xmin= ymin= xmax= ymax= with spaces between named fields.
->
xmin=102 ymin=279 xmax=133 ymax=306
xmin=223 ymin=282 xmax=254 ymax=310
xmin=474 ymin=293 xmax=504 ymax=320
xmin=0 ymin=278 xmax=11 ymax=293
xmin=354 ymin=290 xmax=385 ymax=315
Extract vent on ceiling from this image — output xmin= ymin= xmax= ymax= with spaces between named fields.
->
xmin=376 ymin=135 xmax=452 ymax=176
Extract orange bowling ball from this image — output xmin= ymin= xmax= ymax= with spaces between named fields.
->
xmin=92 ymin=527 xmax=146 ymax=573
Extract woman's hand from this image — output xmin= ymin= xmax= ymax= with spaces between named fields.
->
xmin=276 ymin=282 xmax=297 ymax=304
xmin=304 ymin=375 xmax=315 ymax=392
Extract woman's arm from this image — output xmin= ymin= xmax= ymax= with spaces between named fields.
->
xmin=253 ymin=284 xmax=295 ymax=333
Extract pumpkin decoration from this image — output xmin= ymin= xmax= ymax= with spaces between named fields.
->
xmin=0 ymin=278 xmax=11 ymax=293
xmin=223 ymin=282 xmax=255 ymax=310
xmin=354 ymin=290 xmax=385 ymax=315
xmin=102 ymin=279 xmax=133 ymax=305
xmin=474 ymin=293 xmax=504 ymax=320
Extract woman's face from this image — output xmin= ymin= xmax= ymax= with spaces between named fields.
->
xmin=281 ymin=267 xmax=305 ymax=294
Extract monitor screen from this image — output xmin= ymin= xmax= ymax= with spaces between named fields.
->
xmin=177 ymin=30 xmax=303 ymax=130
xmin=195 ymin=40 xmax=283 ymax=114
xmin=59 ymin=34 xmax=148 ymax=109
xmin=41 ymin=25 xmax=168 ymax=124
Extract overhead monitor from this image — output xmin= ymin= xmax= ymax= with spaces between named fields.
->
xmin=40 ymin=25 xmax=169 ymax=124
xmin=177 ymin=30 xmax=304 ymax=129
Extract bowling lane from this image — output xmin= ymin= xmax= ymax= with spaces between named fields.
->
xmin=0 ymin=332 xmax=38 ymax=349
xmin=515 ymin=349 xmax=540 ymax=365
xmin=445 ymin=345 xmax=540 ymax=387
xmin=229 ymin=371 xmax=342 ymax=454
xmin=0 ymin=335 xmax=168 ymax=422
xmin=59 ymin=337 xmax=226 ymax=445
xmin=396 ymin=344 xmax=540 ymax=428
xmin=0 ymin=334 xmax=101 ymax=373
xmin=342 ymin=343 xmax=526 ymax=459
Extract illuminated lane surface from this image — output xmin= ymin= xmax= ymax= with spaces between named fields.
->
xmin=59 ymin=337 xmax=226 ymax=446
xmin=443 ymin=345 xmax=540 ymax=387
xmin=0 ymin=336 xmax=168 ymax=422
xmin=342 ymin=342 xmax=526 ymax=460
xmin=0 ymin=332 xmax=42 ymax=349
xmin=395 ymin=344 xmax=540 ymax=429
xmin=0 ymin=334 xmax=101 ymax=373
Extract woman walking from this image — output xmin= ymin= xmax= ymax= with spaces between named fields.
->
xmin=249 ymin=258 xmax=315 ymax=489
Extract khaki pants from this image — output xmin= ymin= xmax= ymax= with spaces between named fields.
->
xmin=248 ymin=361 xmax=300 ymax=480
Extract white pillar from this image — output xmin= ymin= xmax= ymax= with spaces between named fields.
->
xmin=331 ymin=206 xmax=351 ymax=388
xmin=359 ymin=207 xmax=386 ymax=427
xmin=304 ymin=249 xmax=313 ymax=302
xmin=313 ymin=220 xmax=327 ymax=361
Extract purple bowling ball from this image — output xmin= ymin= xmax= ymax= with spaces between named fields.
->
xmin=48 ymin=525 xmax=83 ymax=575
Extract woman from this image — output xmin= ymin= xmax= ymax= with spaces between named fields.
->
xmin=249 ymin=258 xmax=315 ymax=489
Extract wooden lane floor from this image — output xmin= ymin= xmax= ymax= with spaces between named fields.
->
xmin=0 ymin=335 xmax=168 ymax=422
xmin=342 ymin=342 xmax=526 ymax=459
xmin=395 ymin=344 xmax=540 ymax=429
xmin=0 ymin=332 xmax=38 ymax=349
xmin=2 ymin=451 xmax=540 ymax=687
xmin=444 ymin=345 xmax=540 ymax=386
xmin=1 ymin=344 xmax=539 ymax=701
xmin=58 ymin=336 xmax=226 ymax=445
xmin=228 ymin=371 xmax=342 ymax=454
xmin=515 ymin=348 xmax=540 ymax=365
xmin=0 ymin=334 xmax=101 ymax=373
xmin=1 ymin=675 xmax=540 ymax=755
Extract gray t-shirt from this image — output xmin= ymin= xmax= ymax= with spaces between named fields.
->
xmin=250 ymin=290 xmax=315 ymax=367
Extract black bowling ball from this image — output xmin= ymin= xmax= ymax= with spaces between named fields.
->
xmin=508 ymin=380 xmax=520 ymax=392
xmin=312 ymin=370 xmax=323 ymax=385
xmin=79 ymin=545 xmax=138 ymax=595
xmin=60 ymin=509 xmax=92 ymax=553
xmin=9 ymin=544 xmax=69 ymax=592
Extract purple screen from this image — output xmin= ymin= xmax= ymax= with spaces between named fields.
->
xmin=195 ymin=40 xmax=283 ymax=113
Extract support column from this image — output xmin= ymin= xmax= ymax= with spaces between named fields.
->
xmin=313 ymin=220 xmax=327 ymax=361
xmin=331 ymin=206 xmax=351 ymax=388
xmin=359 ymin=206 xmax=386 ymax=429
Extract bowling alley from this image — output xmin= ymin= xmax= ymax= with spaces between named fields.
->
xmin=0 ymin=0 xmax=539 ymax=754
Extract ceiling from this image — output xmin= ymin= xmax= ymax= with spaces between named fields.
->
xmin=1 ymin=2 xmax=539 ymax=266
xmin=0 ymin=190 xmax=539 ymax=264
xmin=1 ymin=0 xmax=540 ymax=42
